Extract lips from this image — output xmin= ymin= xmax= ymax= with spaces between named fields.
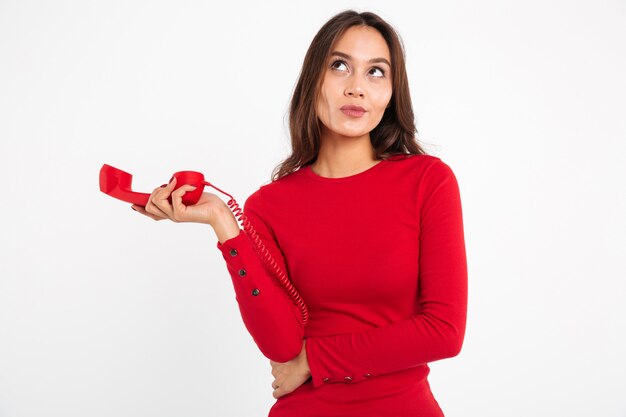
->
xmin=341 ymin=105 xmax=366 ymax=112
xmin=340 ymin=105 xmax=366 ymax=117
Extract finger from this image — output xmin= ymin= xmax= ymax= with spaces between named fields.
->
xmin=272 ymin=378 xmax=286 ymax=398
xmin=131 ymin=204 xmax=165 ymax=221
xmin=148 ymin=183 xmax=175 ymax=216
xmin=157 ymin=177 xmax=176 ymax=199
xmin=273 ymin=384 xmax=290 ymax=399
xmin=157 ymin=177 xmax=176 ymax=200
xmin=171 ymin=184 xmax=196 ymax=205
xmin=171 ymin=185 xmax=197 ymax=220
xmin=272 ymin=380 xmax=282 ymax=398
xmin=269 ymin=361 xmax=282 ymax=376
xmin=273 ymin=374 xmax=285 ymax=387
xmin=151 ymin=181 xmax=176 ymax=218
xmin=146 ymin=196 xmax=169 ymax=217
xmin=150 ymin=197 xmax=173 ymax=219
xmin=145 ymin=193 xmax=170 ymax=219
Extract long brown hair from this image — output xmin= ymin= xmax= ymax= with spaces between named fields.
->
xmin=271 ymin=9 xmax=427 ymax=182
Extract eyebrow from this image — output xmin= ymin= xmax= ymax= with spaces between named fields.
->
xmin=330 ymin=51 xmax=391 ymax=68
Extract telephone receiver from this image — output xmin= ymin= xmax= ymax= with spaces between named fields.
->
xmin=98 ymin=163 xmax=310 ymax=325
xmin=99 ymin=164 xmax=206 ymax=206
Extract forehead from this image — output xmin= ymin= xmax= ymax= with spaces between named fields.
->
xmin=331 ymin=26 xmax=390 ymax=61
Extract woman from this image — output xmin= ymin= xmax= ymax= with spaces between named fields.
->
xmin=132 ymin=9 xmax=467 ymax=417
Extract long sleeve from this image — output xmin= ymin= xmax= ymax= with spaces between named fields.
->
xmin=216 ymin=189 xmax=304 ymax=363
xmin=304 ymin=160 xmax=468 ymax=387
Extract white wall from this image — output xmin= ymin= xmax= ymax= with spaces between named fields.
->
xmin=1 ymin=1 xmax=625 ymax=416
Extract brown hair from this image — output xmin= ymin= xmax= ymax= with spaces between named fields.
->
xmin=271 ymin=9 xmax=427 ymax=182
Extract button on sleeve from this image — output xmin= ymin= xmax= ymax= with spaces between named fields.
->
xmin=215 ymin=189 xmax=305 ymax=363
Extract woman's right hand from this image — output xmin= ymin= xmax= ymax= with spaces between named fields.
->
xmin=130 ymin=177 xmax=230 ymax=226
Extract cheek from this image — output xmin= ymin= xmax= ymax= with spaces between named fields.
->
xmin=315 ymin=87 xmax=333 ymax=120
xmin=373 ymin=85 xmax=393 ymax=110
xmin=321 ymin=77 xmax=343 ymax=103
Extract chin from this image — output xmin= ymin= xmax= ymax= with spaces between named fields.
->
xmin=335 ymin=130 xmax=367 ymax=138
xmin=342 ymin=126 xmax=374 ymax=137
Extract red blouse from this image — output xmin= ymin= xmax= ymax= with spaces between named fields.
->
xmin=216 ymin=154 xmax=468 ymax=416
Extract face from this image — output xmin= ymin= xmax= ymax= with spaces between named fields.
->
xmin=315 ymin=25 xmax=393 ymax=141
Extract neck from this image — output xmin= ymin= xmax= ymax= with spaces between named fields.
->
xmin=311 ymin=128 xmax=378 ymax=178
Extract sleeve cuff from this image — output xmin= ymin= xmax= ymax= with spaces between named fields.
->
xmin=305 ymin=336 xmax=377 ymax=388
xmin=216 ymin=229 xmax=244 ymax=254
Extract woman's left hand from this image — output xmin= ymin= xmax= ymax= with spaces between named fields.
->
xmin=269 ymin=339 xmax=311 ymax=399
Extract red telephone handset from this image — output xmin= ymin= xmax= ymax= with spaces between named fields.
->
xmin=99 ymin=164 xmax=205 ymax=206
xmin=99 ymin=164 xmax=309 ymax=326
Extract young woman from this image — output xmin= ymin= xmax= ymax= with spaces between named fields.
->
xmin=132 ymin=9 xmax=467 ymax=417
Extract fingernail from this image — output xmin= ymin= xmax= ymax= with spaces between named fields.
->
xmin=131 ymin=206 xmax=137 ymax=211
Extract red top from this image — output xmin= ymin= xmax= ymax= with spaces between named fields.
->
xmin=216 ymin=154 xmax=468 ymax=416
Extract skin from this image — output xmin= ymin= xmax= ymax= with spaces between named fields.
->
xmin=131 ymin=24 xmax=393 ymax=399
xmin=311 ymin=25 xmax=393 ymax=178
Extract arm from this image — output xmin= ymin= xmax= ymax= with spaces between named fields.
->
xmin=305 ymin=160 xmax=468 ymax=387
xmin=215 ymin=189 xmax=305 ymax=363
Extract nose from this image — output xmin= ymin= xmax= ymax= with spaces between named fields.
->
xmin=344 ymin=77 xmax=365 ymax=98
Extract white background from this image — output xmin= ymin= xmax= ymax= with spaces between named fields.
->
xmin=1 ymin=1 xmax=625 ymax=416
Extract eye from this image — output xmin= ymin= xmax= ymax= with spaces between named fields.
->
xmin=329 ymin=59 xmax=387 ymax=78
xmin=369 ymin=67 xmax=385 ymax=78
xmin=330 ymin=59 xmax=348 ymax=71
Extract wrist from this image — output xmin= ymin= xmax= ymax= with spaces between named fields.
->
xmin=213 ymin=205 xmax=234 ymax=222
xmin=212 ymin=207 xmax=241 ymax=244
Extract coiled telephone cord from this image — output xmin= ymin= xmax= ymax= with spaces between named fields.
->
xmin=203 ymin=181 xmax=309 ymax=327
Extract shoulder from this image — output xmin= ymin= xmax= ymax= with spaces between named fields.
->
xmin=387 ymin=153 xmax=457 ymax=182
xmin=386 ymin=154 xmax=462 ymax=210
xmin=244 ymin=166 xmax=306 ymax=212
xmin=403 ymin=156 xmax=462 ymax=215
